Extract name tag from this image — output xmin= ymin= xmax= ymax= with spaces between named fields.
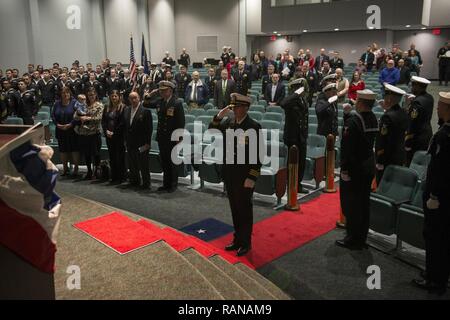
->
xmin=167 ymin=107 xmax=175 ymax=117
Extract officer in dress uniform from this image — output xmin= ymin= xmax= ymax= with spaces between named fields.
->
xmin=280 ymin=78 xmax=309 ymax=193
xmin=375 ymin=84 xmax=409 ymax=183
xmin=232 ymin=61 xmax=252 ymax=96
xmin=145 ymin=81 xmax=185 ymax=193
xmin=204 ymin=68 xmax=216 ymax=100
xmin=437 ymin=41 xmax=450 ymax=86
xmin=413 ymin=92 xmax=450 ymax=296
xmin=179 ymin=48 xmax=191 ymax=68
xmin=2 ymin=80 xmax=18 ymax=116
xmin=404 ymin=76 xmax=434 ymax=166
xmin=149 ymin=63 xmax=163 ymax=85
xmin=336 ymin=90 xmax=379 ymax=250
xmin=175 ymin=65 xmax=191 ymax=100
xmin=315 ymin=83 xmax=339 ymax=138
xmin=209 ymin=93 xmax=262 ymax=257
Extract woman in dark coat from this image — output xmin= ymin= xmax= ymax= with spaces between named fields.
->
xmin=101 ymin=90 xmax=126 ymax=184
xmin=51 ymin=86 xmax=80 ymax=177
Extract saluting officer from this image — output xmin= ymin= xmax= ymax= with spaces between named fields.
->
xmin=232 ymin=60 xmax=252 ymax=96
xmin=280 ymin=78 xmax=309 ymax=193
xmin=404 ymin=76 xmax=434 ymax=166
xmin=413 ymin=92 xmax=450 ymax=296
xmin=209 ymin=93 xmax=262 ymax=257
xmin=375 ymin=84 xmax=409 ymax=183
xmin=315 ymin=82 xmax=339 ymax=138
xmin=145 ymin=81 xmax=185 ymax=193
xmin=337 ymin=90 xmax=379 ymax=250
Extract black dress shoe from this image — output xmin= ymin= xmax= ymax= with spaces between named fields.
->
xmin=335 ymin=239 xmax=364 ymax=250
xmin=83 ymin=173 xmax=93 ymax=181
xmin=225 ymin=243 xmax=240 ymax=251
xmin=157 ymin=186 xmax=169 ymax=192
xmin=412 ymin=279 xmax=446 ymax=295
xmin=167 ymin=187 xmax=177 ymax=193
xmin=237 ymin=246 xmax=251 ymax=257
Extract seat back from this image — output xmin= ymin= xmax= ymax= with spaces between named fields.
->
xmin=248 ymin=111 xmax=263 ymax=122
xmin=204 ymin=103 xmax=215 ymax=110
xmin=189 ymin=108 xmax=206 ymax=117
xmin=308 ymin=124 xmax=318 ymax=134
xmin=261 ymin=120 xmax=282 ymax=131
xmin=266 ymin=106 xmax=284 ymax=116
xmin=307 ymin=134 xmax=326 ymax=158
xmin=409 ymin=151 xmax=430 ymax=181
xmin=4 ymin=117 xmax=24 ymax=125
xmin=410 ymin=181 xmax=425 ymax=208
xmin=377 ymin=165 xmax=418 ymax=202
xmin=196 ymin=115 xmax=213 ymax=127
xmin=249 ymin=105 xmax=265 ymax=113
xmin=185 ymin=114 xmax=196 ymax=124
xmin=206 ymin=109 xmax=219 ymax=117
xmin=263 ymin=112 xmax=283 ymax=123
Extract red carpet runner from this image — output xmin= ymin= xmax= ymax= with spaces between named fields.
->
xmin=210 ymin=191 xmax=341 ymax=268
xmin=73 ymin=191 xmax=340 ymax=269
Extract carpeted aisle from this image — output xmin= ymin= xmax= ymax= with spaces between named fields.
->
xmin=210 ymin=192 xmax=340 ymax=268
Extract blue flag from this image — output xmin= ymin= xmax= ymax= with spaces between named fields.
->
xmin=180 ymin=218 xmax=234 ymax=242
xmin=141 ymin=33 xmax=149 ymax=75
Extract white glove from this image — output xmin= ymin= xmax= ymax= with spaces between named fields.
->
xmin=427 ymin=198 xmax=440 ymax=210
xmin=295 ymin=87 xmax=305 ymax=95
xmin=376 ymin=164 xmax=384 ymax=171
xmin=328 ymin=95 xmax=338 ymax=104
xmin=405 ymin=147 xmax=412 ymax=152
xmin=341 ymin=172 xmax=351 ymax=182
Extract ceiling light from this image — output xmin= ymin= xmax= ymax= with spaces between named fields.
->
xmin=273 ymin=31 xmax=278 ymax=34
xmin=303 ymin=29 xmax=308 ymax=33
xmin=421 ymin=27 xmax=426 ymax=30
xmin=405 ymin=25 xmax=411 ymax=28
xmin=334 ymin=28 xmax=339 ymax=31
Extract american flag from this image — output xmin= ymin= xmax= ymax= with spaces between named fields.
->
xmin=129 ymin=35 xmax=137 ymax=86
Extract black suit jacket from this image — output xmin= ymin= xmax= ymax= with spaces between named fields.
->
xmin=265 ymin=83 xmax=286 ymax=105
xmin=232 ymin=70 xmax=252 ymax=96
xmin=315 ymin=55 xmax=330 ymax=71
xmin=204 ymin=76 xmax=216 ymax=99
xmin=214 ymin=79 xmax=236 ymax=109
xmin=361 ymin=52 xmax=375 ymax=65
xmin=123 ymin=104 xmax=153 ymax=150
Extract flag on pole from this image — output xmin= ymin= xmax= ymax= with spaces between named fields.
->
xmin=129 ymin=34 xmax=137 ymax=85
xmin=141 ymin=33 xmax=149 ymax=75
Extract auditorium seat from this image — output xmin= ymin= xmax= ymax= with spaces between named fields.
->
xmin=306 ymin=134 xmax=326 ymax=158
xmin=397 ymin=181 xmax=425 ymax=250
xmin=308 ymin=124 xmax=318 ymax=135
xmin=34 ymin=112 xmax=50 ymax=126
xmin=199 ymin=159 xmax=223 ymax=185
xmin=250 ymin=105 xmax=265 ymax=113
xmin=248 ymin=111 xmax=263 ymax=122
xmin=409 ymin=151 xmax=430 ymax=181
xmin=308 ymin=115 xmax=318 ymax=124
xmin=189 ymin=109 xmax=206 ymax=117
xmin=204 ymin=103 xmax=215 ymax=110
xmin=254 ymin=142 xmax=288 ymax=205
xmin=4 ymin=117 xmax=24 ymax=125
xmin=258 ymin=100 xmax=268 ymax=108
xmin=266 ymin=106 xmax=284 ymax=117
xmin=370 ymin=166 xmax=418 ymax=236
xmin=206 ymin=109 xmax=219 ymax=117
xmin=196 ymin=115 xmax=213 ymax=127
xmin=40 ymin=106 xmax=51 ymax=115
xmin=184 ymin=114 xmax=196 ymax=124
xmin=263 ymin=112 xmax=283 ymax=123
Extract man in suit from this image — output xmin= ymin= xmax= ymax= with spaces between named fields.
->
xmin=397 ymin=59 xmax=411 ymax=85
xmin=123 ymin=92 xmax=153 ymax=190
xmin=232 ymin=60 xmax=252 ymax=96
xmin=261 ymin=64 xmax=275 ymax=100
xmin=209 ymin=93 xmax=262 ymax=257
xmin=214 ymin=69 xmax=236 ymax=109
xmin=330 ymin=52 xmax=344 ymax=70
xmin=361 ymin=46 xmax=375 ymax=72
xmin=204 ymin=68 xmax=216 ymax=100
xmin=145 ymin=81 xmax=185 ymax=192
xmin=265 ymin=73 xmax=285 ymax=106
xmin=315 ymin=48 xmax=330 ymax=72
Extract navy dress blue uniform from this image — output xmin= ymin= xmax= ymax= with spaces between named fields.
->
xmin=204 ymin=75 xmax=216 ymax=100
xmin=67 ymin=78 xmax=83 ymax=97
xmin=315 ymin=87 xmax=339 ymax=138
xmin=146 ymin=82 xmax=185 ymax=191
xmin=17 ymin=90 xmax=38 ymax=125
xmin=405 ymin=91 xmax=434 ymax=165
xmin=0 ymin=92 xmax=7 ymax=122
xmin=280 ymin=82 xmax=309 ymax=188
xmin=339 ymin=92 xmax=379 ymax=248
xmin=375 ymin=104 xmax=409 ymax=183
xmin=232 ymin=69 xmax=252 ymax=96
xmin=209 ymin=94 xmax=262 ymax=252
xmin=175 ymin=73 xmax=191 ymax=100
xmin=422 ymin=119 xmax=450 ymax=293
xmin=105 ymin=77 xmax=125 ymax=96
xmin=84 ymin=80 xmax=106 ymax=100
xmin=38 ymin=79 xmax=56 ymax=106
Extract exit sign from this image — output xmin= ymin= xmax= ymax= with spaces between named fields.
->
xmin=433 ymin=28 xmax=441 ymax=35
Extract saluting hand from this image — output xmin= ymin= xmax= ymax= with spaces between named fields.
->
xmin=217 ymin=105 xmax=233 ymax=120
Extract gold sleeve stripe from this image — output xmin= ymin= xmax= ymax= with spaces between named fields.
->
xmin=405 ymin=134 xmax=414 ymax=140
xmin=249 ymin=169 xmax=260 ymax=177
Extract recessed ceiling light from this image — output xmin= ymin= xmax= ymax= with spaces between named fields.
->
xmin=273 ymin=31 xmax=278 ymax=34
xmin=303 ymin=29 xmax=308 ymax=33
xmin=405 ymin=25 xmax=411 ymax=28
xmin=421 ymin=27 xmax=426 ymax=30
xmin=334 ymin=28 xmax=339 ymax=31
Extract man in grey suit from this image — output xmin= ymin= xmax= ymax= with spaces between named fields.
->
xmin=214 ymin=69 xmax=236 ymax=109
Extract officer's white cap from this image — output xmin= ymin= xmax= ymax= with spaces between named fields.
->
xmin=439 ymin=92 xmax=450 ymax=105
xmin=384 ymin=83 xmax=406 ymax=96
xmin=411 ymin=76 xmax=431 ymax=85
xmin=357 ymin=89 xmax=377 ymax=100
xmin=323 ymin=83 xmax=337 ymax=92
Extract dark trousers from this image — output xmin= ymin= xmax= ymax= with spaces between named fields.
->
xmin=423 ymin=200 xmax=450 ymax=287
xmin=158 ymin=141 xmax=178 ymax=189
xmin=224 ymin=166 xmax=254 ymax=247
xmin=127 ymin=147 xmax=150 ymax=187
xmin=106 ymin=137 xmax=126 ymax=182
xmin=439 ymin=63 xmax=450 ymax=84
xmin=340 ymin=173 xmax=373 ymax=245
